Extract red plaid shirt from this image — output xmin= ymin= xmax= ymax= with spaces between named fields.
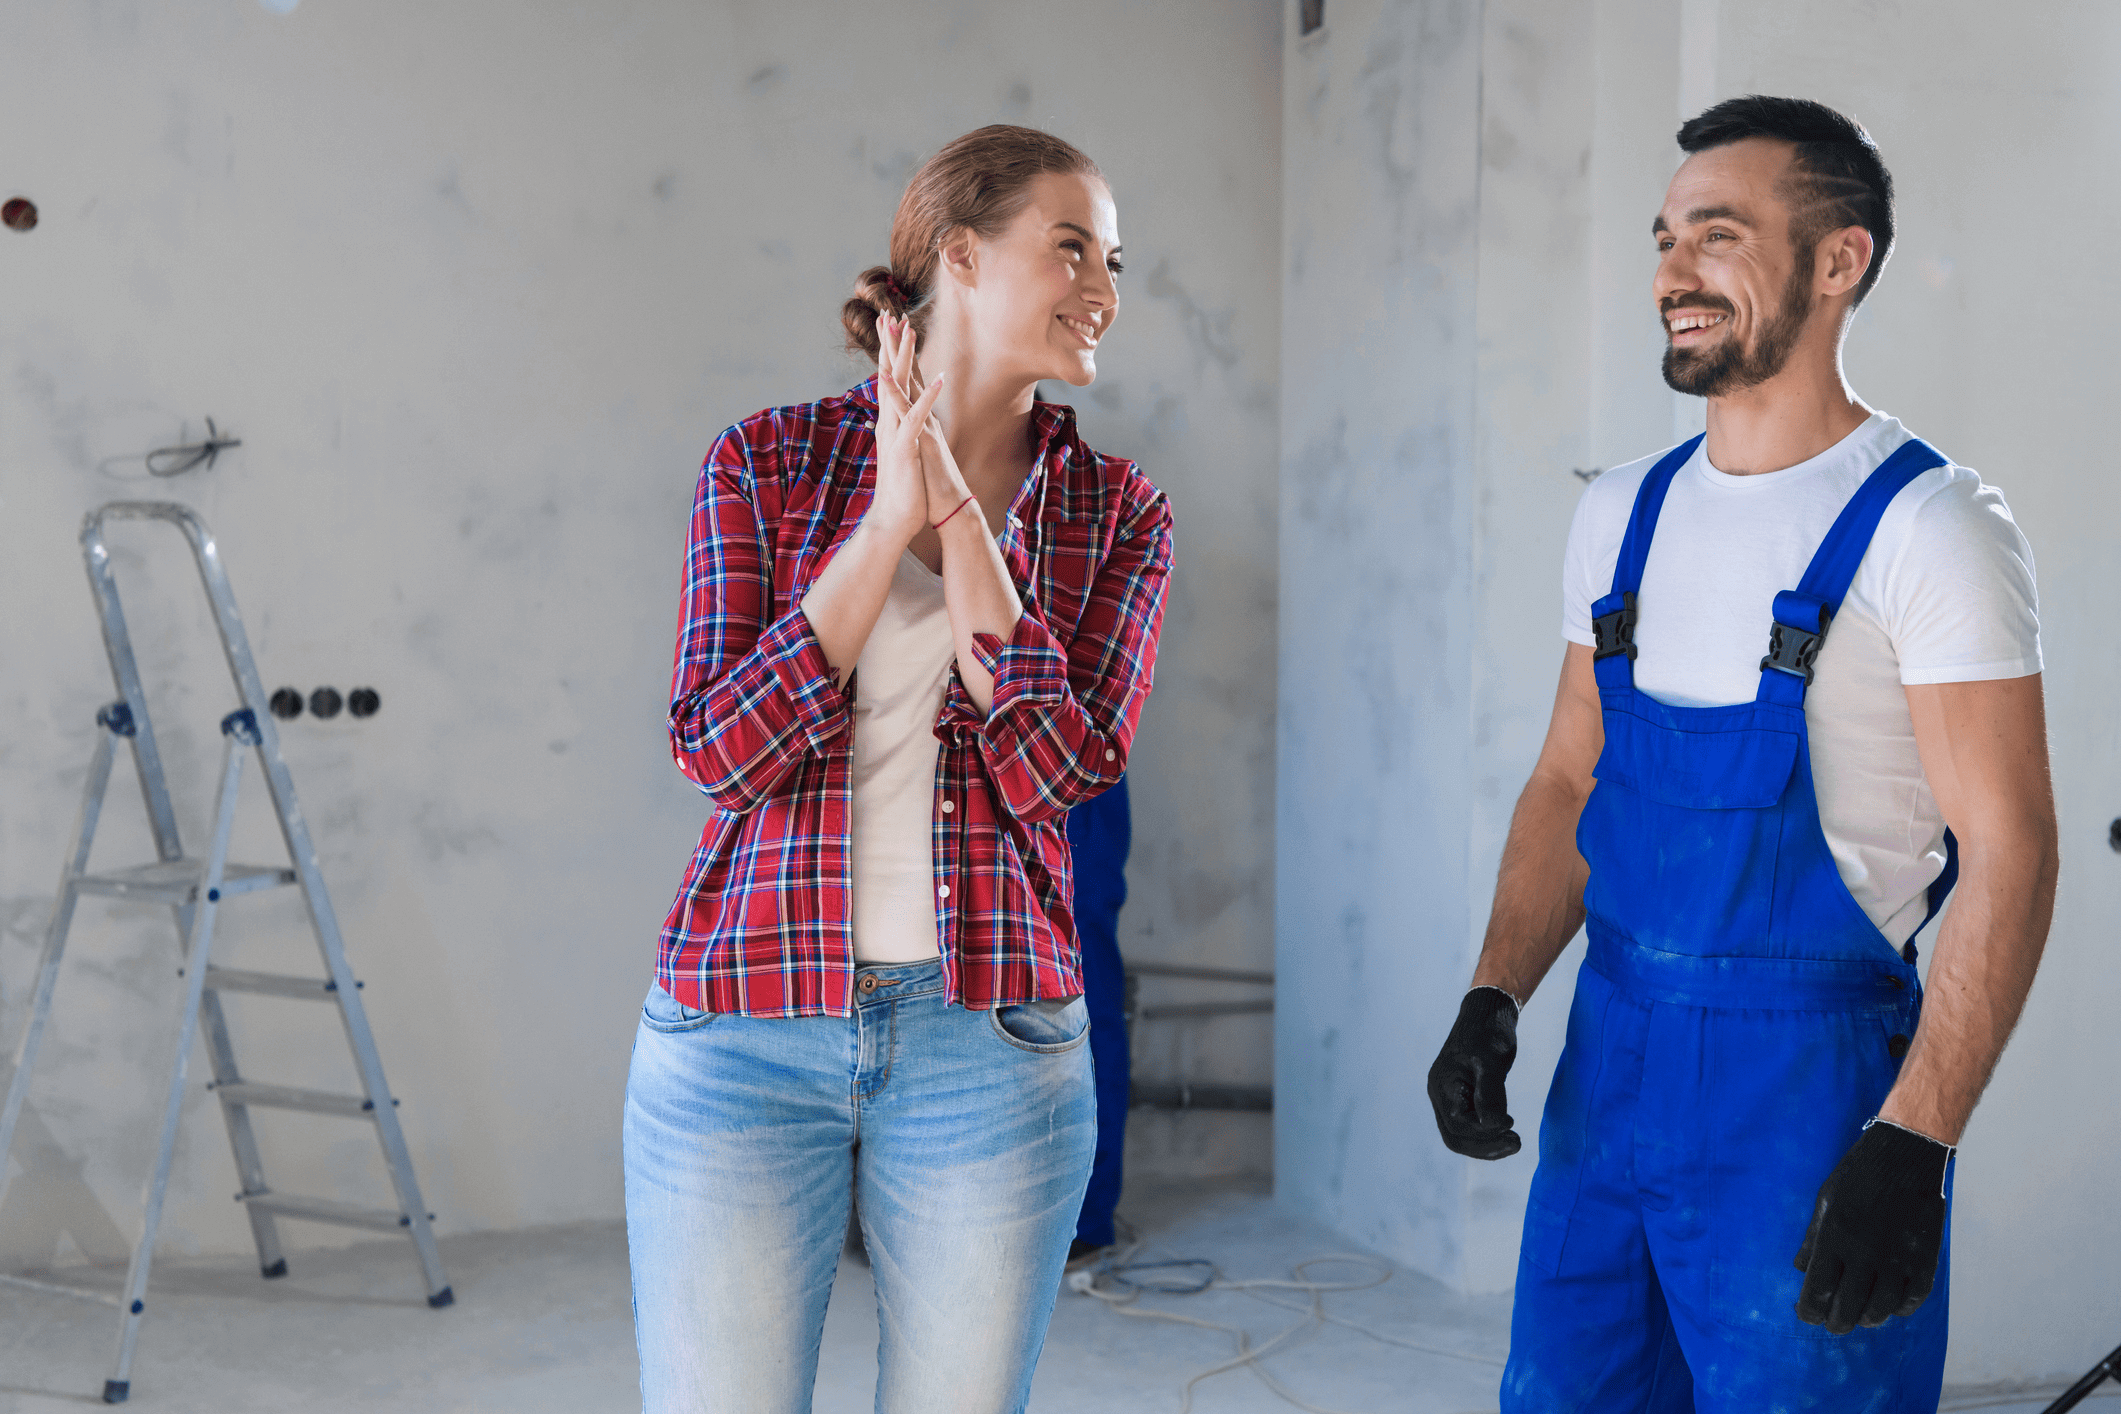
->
xmin=658 ymin=380 xmax=1173 ymax=1016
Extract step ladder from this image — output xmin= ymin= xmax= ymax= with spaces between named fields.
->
xmin=0 ymin=502 xmax=450 ymax=1405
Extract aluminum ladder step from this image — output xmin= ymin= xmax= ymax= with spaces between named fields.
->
xmin=211 ymin=1082 xmax=378 ymax=1119
xmin=203 ymin=967 xmax=344 ymax=1001
xmin=73 ymin=860 xmax=295 ymax=906
xmin=237 ymin=1190 xmax=414 ymax=1233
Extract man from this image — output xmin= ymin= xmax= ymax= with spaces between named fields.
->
xmin=1426 ymin=96 xmax=2056 ymax=1411
xmin=1067 ymin=773 xmax=1132 ymax=1261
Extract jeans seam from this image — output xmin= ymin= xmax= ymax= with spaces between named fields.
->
xmin=854 ymin=1001 xmax=897 ymax=1103
xmin=849 ymin=1008 xmax=865 ymax=1145
xmin=874 ymin=1001 xmax=898 ymax=1095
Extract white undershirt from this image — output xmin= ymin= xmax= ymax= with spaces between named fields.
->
xmin=849 ymin=551 xmax=955 ymax=963
xmin=1562 ymin=413 xmax=2042 ymax=945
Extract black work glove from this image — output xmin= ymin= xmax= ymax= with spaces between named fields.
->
xmin=1793 ymin=1119 xmax=1951 ymax=1335
xmin=1426 ymin=987 xmax=1521 ymax=1159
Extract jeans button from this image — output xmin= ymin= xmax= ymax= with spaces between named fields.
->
xmin=858 ymin=975 xmax=877 ymax=994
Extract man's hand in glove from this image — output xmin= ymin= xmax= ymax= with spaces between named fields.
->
xmin=1426 ymin=987 xmax=1522 ymax=1159
xmin=1793 ymin=1119 xmax=1952 ymax=1334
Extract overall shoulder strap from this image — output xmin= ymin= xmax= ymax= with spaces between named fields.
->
xmin=1902 ymin=828 xmax=1960 ymax=965
xmin=1592 ymin=435 xmax=1703 ymax=690
xmin=1756 ymin=436 xmax=1950 ymax=705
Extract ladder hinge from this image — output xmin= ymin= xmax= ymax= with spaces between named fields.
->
xmin=96 ymin=701 xmax=137 ymax=737
xmin=220 ymin=708 xmax=262 ymax=745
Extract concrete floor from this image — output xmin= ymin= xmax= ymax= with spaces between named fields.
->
xmin=0 ymin=1176 xmax=1514 ymax=1414
xmin=0 ymin=1177 xmax=2112 ymax=1414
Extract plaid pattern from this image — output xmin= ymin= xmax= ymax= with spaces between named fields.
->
xmin=659 ymin=380 xmax=1173 ymax=1016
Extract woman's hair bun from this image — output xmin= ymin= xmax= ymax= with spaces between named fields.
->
xmin=842 ymin=265 xmax=908 ymax=361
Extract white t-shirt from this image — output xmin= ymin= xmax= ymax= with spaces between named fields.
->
xmin=849 ymin=552 xmax=956 ymax=963
xmin=1562 ymin=413 xmax=2041 ymax=946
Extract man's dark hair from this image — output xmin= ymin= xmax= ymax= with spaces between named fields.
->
xmin=1677 ymin=95 xmax=1895 ymax=306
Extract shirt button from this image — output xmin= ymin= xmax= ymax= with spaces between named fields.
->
xmin=1104 ymin=749 xmax=1117 ymax=761
xmin=941 ymin=800 xmax=954 ymax=813
xmin=937 ymin=884 xmax=950 ymax=899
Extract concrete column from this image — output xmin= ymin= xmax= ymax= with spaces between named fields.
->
xmin=1276 ymin=0 xmax=1670 ymax=1292
xmin=1276 ymin=0 xmax=1489 ymax=1286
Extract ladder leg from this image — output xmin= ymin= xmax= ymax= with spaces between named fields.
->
xmin=0 ymin=732 xmax=116 ymax=1199
xmin=327 ymin=974 xmax=452 ymax=1306
xmin=196 ymin=992 xmax=285 ymax=1278
xmin=104 ymin=735 xmax=244 ymax=1406
xmin=164 ymin=862 xmax=283 ymax=1273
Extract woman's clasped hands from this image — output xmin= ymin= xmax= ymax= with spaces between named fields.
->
xmin=876 ymin=313 xmax=979 ymax=545
xmin=871 ymin=313 xmax=946 ymax=543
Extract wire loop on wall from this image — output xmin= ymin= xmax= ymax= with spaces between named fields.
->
xmin=145 ymin=418 xmax=241 ymax=477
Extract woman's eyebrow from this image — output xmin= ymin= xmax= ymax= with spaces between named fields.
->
xmin=1053 ymin=220 xmax=1121 ymax=256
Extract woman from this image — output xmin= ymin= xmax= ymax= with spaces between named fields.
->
xmin=624 ymin=125 xmax=1172 ymax=1414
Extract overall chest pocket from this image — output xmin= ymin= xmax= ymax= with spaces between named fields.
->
xmin=1592 ymin=697 xmax=1800 ymax=811
xmin=1581 ymin=697 xmax=1804 ymax=950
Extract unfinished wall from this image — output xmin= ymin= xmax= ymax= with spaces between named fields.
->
xmin=1275 ymin=0 xmax=1606 ymax=1293
xmin=0 ymin=0 xmax=1283 ymax=1269
xmin=1275 ymin=0 xmax=1484 ymax=1282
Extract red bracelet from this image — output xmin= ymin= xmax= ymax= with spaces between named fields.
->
xmin=932 ymin=495 xmax=976 ymax=529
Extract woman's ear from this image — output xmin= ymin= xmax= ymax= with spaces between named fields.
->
xmin=937 ymin=227 xmax=979 ymax=289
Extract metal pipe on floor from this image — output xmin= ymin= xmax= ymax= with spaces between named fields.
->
xmin=1130 ymin=1082 xmax=1273 ymax=1112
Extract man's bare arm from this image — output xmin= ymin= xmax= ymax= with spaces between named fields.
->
xmin=1877 ymin=673 xmax=2058 ymax=1145
xmin=1470 ymin=642 xmax=1605 ymax=1003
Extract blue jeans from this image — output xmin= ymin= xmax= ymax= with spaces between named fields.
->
xmin=623 ymin=959 xmax=1096 ymax=1413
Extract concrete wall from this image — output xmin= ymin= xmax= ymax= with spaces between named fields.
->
xmin=1276 ymin=0 xmax=1485 ymax=1282
xmin=1275 ymin=0 xmax=1606 ymax=1294
xmin=0 ymin=0 xmax=1284 ymax=1269
xmin=1276 ymin=0 xmax=2121 ymax=1383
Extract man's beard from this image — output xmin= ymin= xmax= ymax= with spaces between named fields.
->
xmin=1661 ymin=251 xmax=1814 ymax=398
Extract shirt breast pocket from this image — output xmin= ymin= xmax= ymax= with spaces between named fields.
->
xmin=1030 ymin=521 xmax=1104 ymax=632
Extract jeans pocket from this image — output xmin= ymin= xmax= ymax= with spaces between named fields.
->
xmin=640 ymin=981 xmax=716 ymax=1034
xmin=990 ymin=995 xmax=1090 ymax=1053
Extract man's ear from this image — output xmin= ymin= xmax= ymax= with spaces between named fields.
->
xmin=1818 ymin=225 xmax=1875 ymax=299
xmin=937 ymin=227 xmax=979 ymax=289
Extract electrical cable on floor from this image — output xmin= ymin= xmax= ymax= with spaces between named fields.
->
xmin=1938 ymin=1392 xmax=2120 ymax=1412
xmin=1067 ymin=1221 xmax=1503 ymax=1414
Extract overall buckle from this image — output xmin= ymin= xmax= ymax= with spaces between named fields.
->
xmin=1592 ymin=591 xmax=1638 ymax=662
xmin=1761 ymin=607 xmax=1832 ymax=685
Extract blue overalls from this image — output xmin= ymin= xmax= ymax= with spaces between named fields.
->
xmin=1068 ymin=773 xmax=1132 ymax=1249
xmin=1503 ymin=435 xmax=1959 ymax=1413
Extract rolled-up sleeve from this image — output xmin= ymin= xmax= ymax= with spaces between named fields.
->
xmin=953 ymin=485 xmax=1173 ymax=824
xmin=668 ymin=425 xmax=850 ymax=812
